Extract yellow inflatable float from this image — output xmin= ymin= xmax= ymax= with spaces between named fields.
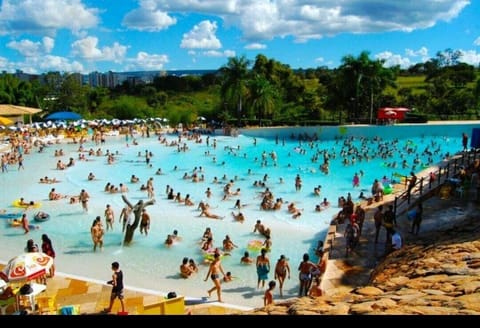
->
xmin=203 ymin=249 xmax=228 ymax=262
xmin=247 ymin=240 xmax=264 ymax=251
xmin=9 ymin=219 xmax=38 ymax=230
xmin=12 ymin=199 xmax=41 ymax=208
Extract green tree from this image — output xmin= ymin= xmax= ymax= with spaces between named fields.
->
xmin=247 ymin=75 xmax=279 ymax=125
xmin=338 ymin=51 xmax=396 ymax=122
xmin=58 ymin=74 xmax=87 ymax=112
xmin=0 ymin=74 xmax=36 ymax=106
xmin=220 ymin=55 xmax=251 ymax=126
xmin=86 ymin=87 xmax=110 ymax=115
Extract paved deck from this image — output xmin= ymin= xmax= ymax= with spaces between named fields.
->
xmin=0 ymin=267 xmax=250 ymax=315
xmin=320 ymin=158 xmax=479 ymax=296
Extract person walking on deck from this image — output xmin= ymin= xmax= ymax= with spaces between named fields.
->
xmin=103 ymin=261 xmax=125 ymax=314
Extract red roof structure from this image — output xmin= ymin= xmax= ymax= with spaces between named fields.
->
xmin=377 ymin=107 xmax=411 ymax=120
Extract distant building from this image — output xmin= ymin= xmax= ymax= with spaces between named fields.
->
xmin=1 ymin=69 xmax=216 ymax=89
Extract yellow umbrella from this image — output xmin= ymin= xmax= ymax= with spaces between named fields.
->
xmin=0 ymin=116 xmax=13 ymax=126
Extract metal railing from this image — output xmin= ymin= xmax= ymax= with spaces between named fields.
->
xmin=393 ymin=149 xmax=480 ymax=217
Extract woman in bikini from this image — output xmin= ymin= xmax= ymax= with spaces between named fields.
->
xmin=297 ymin=253 xmax=317 ymax=297
xmin=274 ymin=255 xmax=291 ymax=297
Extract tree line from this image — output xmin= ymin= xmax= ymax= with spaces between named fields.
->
xmin=1 ymin=49 xmax=479 ymax=127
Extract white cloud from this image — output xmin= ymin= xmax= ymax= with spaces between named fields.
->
xmin=148 ymin=0 xmax=236 ymax=15
xmin=149 ymin=0 xmax=470 ymax=42
xmin=376 ymin=47 xmax=479 ymax=69
xmin=0 ymin=56 xmax=15 ymax=72
xmin=201 ymin=49 xmax=235 ymax=57
xmin=405 ymin=46 xmax=430 ymax=62
xmin=224 ymin=49 xmax=236 ymax=57
xmin=181 ymin=20 xmax=221 ymax=49
xmin=71 ymin=37 xmax=102 ymax=59
xmin=71 ymin=36 xmax=127 ymax=62
xmin=7 ymin=37 xmax=55 ymax=57
xmin=405 ymin=47 xmax=428 ymax=57
xmin=42 ymin=37 xmax=55 ymax=53
xmin=0 ymin=0 xmax=99 ymax=36
xmin=36 ymin=55 xmax=84 ymax=73
xmin=245 ymin=43 xmax=266 ymax=50
xmin=315 ymin=57 xmax=324 ymax=63
xmin=122 ymin=6 xmax=176 ymax=32
xmin=474 ymin=36 xmax=480 ymax=46
xmin=458 ymin=50 xmax=480 ymax=66
xmin=375 ymin=51 xmax=412 ymax=68
xmin=4 ymin=55 xmax=85 ymax=74
xmin=202 ymin=50 xmax=224 ymax=57
xmin=126 ymin=51 xmax=169 ymax=71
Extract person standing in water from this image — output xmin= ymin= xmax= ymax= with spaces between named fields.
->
xmin=256 ymin=248 xmax=271 ymax=289
xmin=264 ymin=280 xmax=276 ymax=306
xmin=462 ymin=132 xmax=469 ymax=151
xmin=204 ymin=253 xmax=226 ymax=302
xmin=297 ymin=253 xmax=317 ymax=297
xmin=79 ymin=189 xmax=90 ymax=212
xmin=274 ymin=255 xmax=290 ymax=297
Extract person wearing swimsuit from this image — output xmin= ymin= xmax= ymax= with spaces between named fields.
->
xmin=274 ymin=254 xmax=291 ymax=297
xmin=204 ymin=253 xmax=226 ymax=302
xmin=256 ymin=248 xmax=271 ymax=289
xmin=298 ymin=253 xmax=317 ymax=296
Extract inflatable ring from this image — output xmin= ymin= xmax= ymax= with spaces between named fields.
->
xmin=12 ymin=199 xmax=42 ymax=208
xmin=247 ymin=240 xmax=264 ymax=251
xmin=34 ymin=212 xmax=50 ymax=222
xmin=9 ymin=220 xmax=37 ymax=230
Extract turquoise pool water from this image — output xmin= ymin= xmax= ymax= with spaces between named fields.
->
xmin=0 ymin=124 xmax=473 ymax=308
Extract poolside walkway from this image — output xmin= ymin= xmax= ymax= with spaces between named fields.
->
xmin=0 ymin=265 xmax=250 ymax=315
xmin=320 ymin=159 xmax=479 ymax=297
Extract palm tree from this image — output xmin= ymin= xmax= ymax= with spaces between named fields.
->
xmin=339 ymin=51 xmax=396 ymax=122
xmin=219 ymin=55 xmax=251 ymax=126
xmin=248 ymin=75 xmax=279 ymax=125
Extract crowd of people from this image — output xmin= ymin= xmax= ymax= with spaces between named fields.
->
xmin=0 ymin=125 xmax=473 ymax=309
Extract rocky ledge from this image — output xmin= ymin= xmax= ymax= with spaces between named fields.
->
xmin=250 ymin=211 xmax=480 ymax=315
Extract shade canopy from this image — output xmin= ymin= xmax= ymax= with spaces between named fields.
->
xmin=0 ymin=104 xmax=43 ymax=124
xmin=0 ymin=116 xmax=14 ymax=126
xmin=0 ymin=252 xmax=54 ymax=283
xmin=44 ymin=111 xmax=82 ymax=121
xmin=0 ymin=104 xmax=42 ymax=116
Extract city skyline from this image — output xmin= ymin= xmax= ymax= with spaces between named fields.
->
xmin=0 ymin=0 xmax=479 ymax=75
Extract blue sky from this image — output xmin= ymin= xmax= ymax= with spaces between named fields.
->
xmin=0 ymin=0 xmax=479 ymax=74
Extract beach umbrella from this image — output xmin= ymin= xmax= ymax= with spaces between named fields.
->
xmin=44 ymin=111 xmax=82 ymax=121
xmin=0 ymin=252 xmax=54 ymax=283
xmin=0 ymin=116 xmax=13 ymax=126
